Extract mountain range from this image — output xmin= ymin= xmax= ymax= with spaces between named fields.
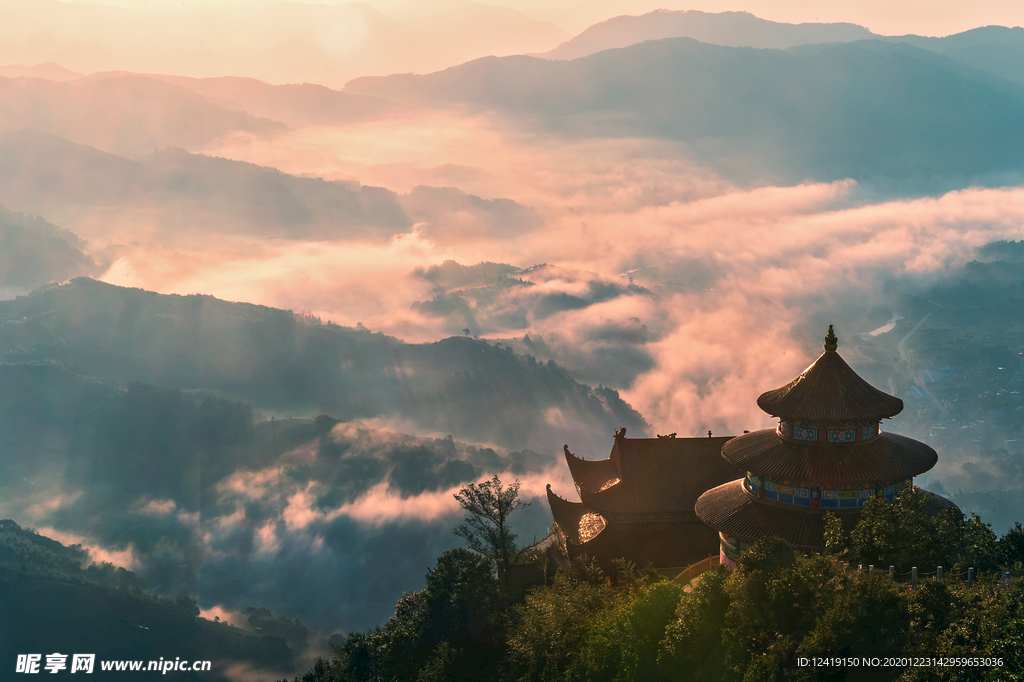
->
xmin=0 ymin=131 xmax=542 ymax=244
xmin=0 ymin=73 xmax=284 ymax=160
xmin=0 ymin=275 xmax=646 ymax=632
xmin=0 ymin=277 xmax=647 ymax=453
xmin=541 ymin=9 xmax=1024 ymax=89
xmin=541 ymin=9 xmax=876 ymax=58
xmin=3 ymin=8 xmax=1024 ymax=191
xmin=347 ymin=37 xmax=1024 ymax=187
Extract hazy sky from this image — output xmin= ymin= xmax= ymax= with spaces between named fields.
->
xmin=8 ymin=0 xmax=1021 ymax=87
xmin=61 ymin=0 xmax=1024 ymax=36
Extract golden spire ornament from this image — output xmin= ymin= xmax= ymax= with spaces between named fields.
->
xmin=824 ymin=324 xmax=838 ymax=352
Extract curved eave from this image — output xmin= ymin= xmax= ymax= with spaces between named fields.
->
xmin=546 ymin=485 xmax=588 ymax=545
xmin=696 ymin=481 xmax=961 ymax=551
xmin=577 ymin=485 xmax=601 ymax=511
xmin=566 ymin=518 xmax=718 ymax=570
xmin=757 ymin=350 xmax=903 ymax=421
xmin=923 ymin=490 xmax=960 ymax=514
xmin=563 ymin=445 xmax=619 ymax=493
xmin=695 ymin=480 xmax=859 ymax=550
xmin=565 ymin=523 xmax=614 ymax=568
xmin=722 ymin=429 xmax=937 ymax=484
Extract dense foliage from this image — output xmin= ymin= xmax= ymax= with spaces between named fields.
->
xmin=0 ymin=519 xmax=296 ymax=681
xmin=290 ymin=490 xmax=1024 ymax=682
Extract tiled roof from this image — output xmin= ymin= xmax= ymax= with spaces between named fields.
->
xmin=924 ymin=490 xmax=959 ymax=512
xmin=696 ymin=481 xmax=962 ymax=550
xmin=546 ymin=485 xmax=589 ymax=546
xmin=757 ymin=350 xmax=904 ymax=421
xmin=567 ymin=520 xmax=720 ymax=571
xmin=694 ymin=480 xmax=861 ymax=549
xmin=563 ymin=445 xmax=620 ymax=493
xmin=577 ymin=437 xmax=742 ymax=514
xmin=722 ymin=429 xmax=937 ymax=484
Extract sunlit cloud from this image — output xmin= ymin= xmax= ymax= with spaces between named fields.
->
xmin=34 ymin=526 xmax=142 ymax=572
xmin=22 ymin=492 xmax=83 ymax=519
xmin=198 ymin=604 xmax=248 ymax=629
xmin=95 ymin=156 xmax=1024 ymax=435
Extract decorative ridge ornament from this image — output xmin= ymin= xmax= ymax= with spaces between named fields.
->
xmin=756 ymin=324 xmax=902 ymax=422
xmin=824 ymin=324 xmax=838 ymax=352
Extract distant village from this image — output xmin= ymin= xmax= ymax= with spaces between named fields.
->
xmin=903 ymin=354 xmax=1024 ymax=457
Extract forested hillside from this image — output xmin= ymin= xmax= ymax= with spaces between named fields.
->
xmin=0 ymin=277 xmax=647 ymax=453
xmin=0 ymin=519 xmax=308 ymax=681
xmin=288 ymin=489 xmax=1024 ymax=682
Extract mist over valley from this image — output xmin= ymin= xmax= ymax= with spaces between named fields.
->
xmin=2 ymin=3 xmax=1024 ymax=678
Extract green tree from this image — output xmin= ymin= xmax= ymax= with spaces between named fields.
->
xmin=850 ymin=488 xmax=999 ymax=571
xmin=332 ymin=591 xmax=428 ymax=682
xmin=719 ymin=537 xmax=802 ymax=678
xmin=898 ymin=578 xmax=1024 ymax=682
xmin=999 ymin=522 xmax=1024 ymax=566
xmin=453 ymin=475 xmax=529 ymax=589
xmin=578 ymin=580 xmax=687 ymax=682
xmin=420 ymin=549 xmax=504 ymax=680
xmin=293 ymin=655 xmax=344 ymax=682
xmin=324 ymin=550 xmax=504 ymax=682
xmin=506 ymin=569 xmax=614 ymax=682
xmin=798 ymin=563 xmax=909 ymax=682
xmin=660 ymin=566 xmax=732 ymax=680
xmin=823 ymin=512 xmax=847 ymax=554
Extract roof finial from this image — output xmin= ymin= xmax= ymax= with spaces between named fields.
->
xmin=824 ymin=324 xmax=838 ymax=352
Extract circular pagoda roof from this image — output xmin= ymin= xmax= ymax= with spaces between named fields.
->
xmin=694 ymin=480 xmax=860 ymax=549
xmin=756 ymin=326 xmax=904 ymax=422
xmin=722 ymin=428 xmax=937 ymax=484
xmin=696 ymin=480 xmax=960 ymax=549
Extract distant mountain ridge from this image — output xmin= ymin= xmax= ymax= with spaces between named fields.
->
xmin=0 ymin=206 xmax=100 ymax=289
xmin=0 ymin=62 xmax=82 ymax=80
xmin=891 ymin=26 xmax=1024 ymax=87
xmin=542 ymin=10 xmax=1024 ymax=88
xmin=127 ymin=73 xmax=402 ymax=128
xmin=542 ymin=10 xmax=875 ymax=59
xmin=346 ymin=37 xmax=1024 ymax=187
xmin=0 ymin=73 xmax=285 ymax=159
xmin=0 ymin=278 xmax=648 ymax=453
xmin=0 ymin=130 xmax=541 ymax=244
xmin=0 ymin=130 xmax=411 ymax=240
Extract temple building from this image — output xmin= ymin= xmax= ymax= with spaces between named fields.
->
xmin=547 ymin=325 xmax=957 ymax=572
xmin=696 ymin=325 xmax=956 ymax=567
xmin=546 ymin=428 xmax=742 ymax=571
